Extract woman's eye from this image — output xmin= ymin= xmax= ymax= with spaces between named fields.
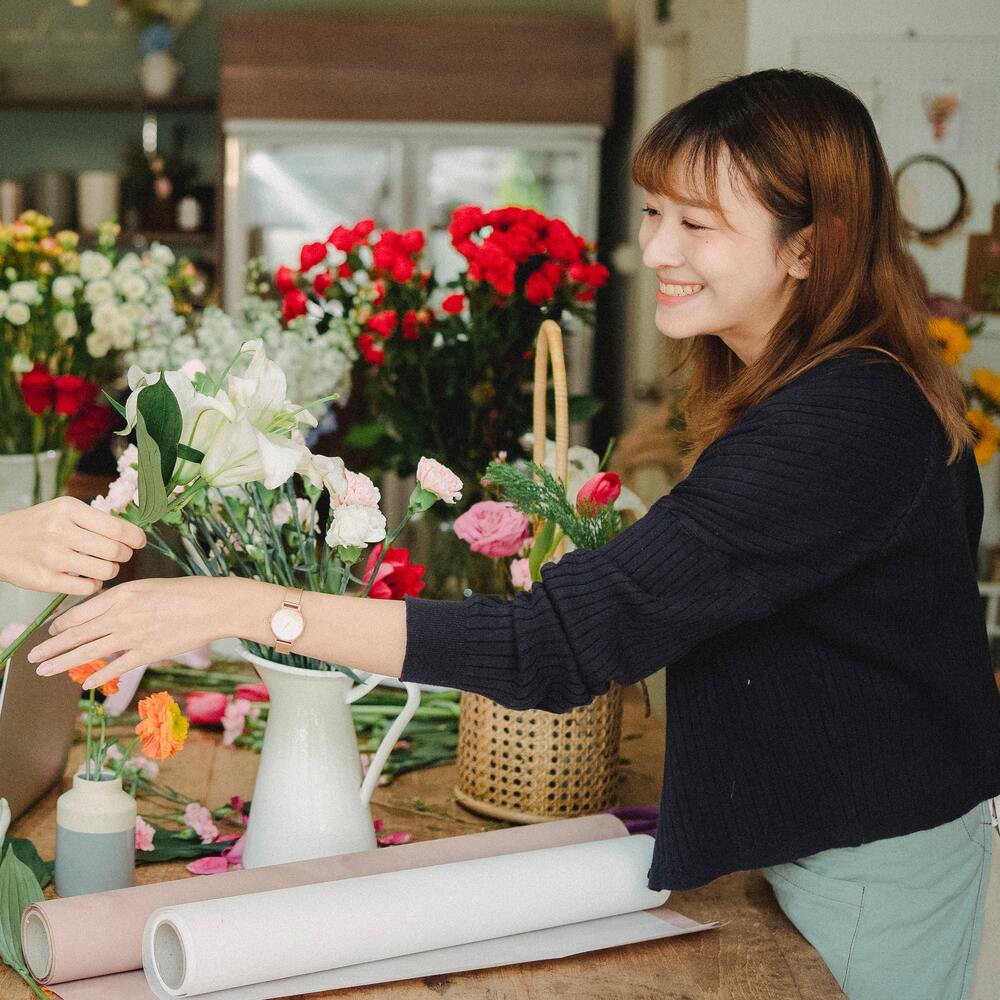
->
xmin=641 ymin=206 xmax=659 ymax=218
xmin=682 ymin=220 xmax=708 ymax=231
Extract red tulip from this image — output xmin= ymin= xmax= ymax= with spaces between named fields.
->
xmin=576 ymin=472 xmax=622 ymax=516
xmin=20 ymin=363 xmax=55 ymax=415
xmin=185 ymin=691 xmax=229 ymax=725
xmin=282 ymin=289 xmax=308 ymax=324
xmin=54 ymin=375 xmax=98 ymax=416
xmin=274 ymin=265 xmax=296 ymax=293
xmin=299 ymin=241 xmax=327 ymax=272
xmin=313 ymin=270 xmax=333 ymax=296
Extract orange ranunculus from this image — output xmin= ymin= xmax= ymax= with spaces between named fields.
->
xmin=967 ymin=409 xmax=1000 ymax=465
xmin=135 ymin=691 xmax=189 ymax=760
xmin=67 ymin=659 xmax=119 ymax=696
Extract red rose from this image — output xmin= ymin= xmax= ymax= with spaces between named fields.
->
xmin=357 ymin=333 xmax=385 ymax=366
xmin=441 ymin=292 xmax=465 ymax=314
xmin=367 ymin=309 xmax=398 ymax=338
xmin=299 ymin=241 xmax=327 ymax=272
xmin=274 ymin=265 xmax=296 ymax=293
xmin=282 ymin=289 xmax=309 ymax=323
xmin=352 ymin=219 xmax=376 ymax=241
xmin=313 ymin=270 xmax=333 ymax=296
xmin=338 ymin=262 xmax=353 ymax=278
xmin=585 ymin=263 xmax=609 ymax=288
xmin=391 ymin=256 xmax=415 ymax=282
xmin=467 ymin=243 xmax=516 ymax=297
xmin=489 ymin=222 xmax=541 ymax=262
xmin=525 ymin=269 xmax=556 ymax=305
xmin=448 ymin=205 xmax=486 ymax=245
xmin=54 ymin=375 xmax=98 ymax=416
xmin=544 ymin=218 xmax=583 ymax=264
xmin=362 ymin=545 xmax=426 ymax=600
xmin=401 ymin=309 xmax=420 ymax=340
xmin=399 ymin=229 xmax=425 ymax=255
xmin=576 ymin=472 xmax=622 ymax=516
xmin=327 ymin=225 xmax=355 ymax=252
xmin=576 ymin=289 xmax=596 ymax=302
xmin=65 ymin=403 xmax=116 ymax=452
xmin=20 ymin=364 xmax=55 ymax=415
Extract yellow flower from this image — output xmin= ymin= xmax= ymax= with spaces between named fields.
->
xmin=967 ymin=409 xmax=1000 ymax=465
xmin=135 ymin=691 xmax=190 ymax=760
xmin=55 ymin=229 xmax=79 ymax=250
xmin=928 ymin=316 xmax=972 ymax=365
xmin=972 ymin=369 xmax=1000 ymax=408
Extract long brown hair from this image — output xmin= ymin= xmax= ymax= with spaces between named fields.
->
xmin=631 ymin=69 xmax=971 ymax=465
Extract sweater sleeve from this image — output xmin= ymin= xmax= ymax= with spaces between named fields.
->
xmin=400 ymin=357 xmax=940 ymax=711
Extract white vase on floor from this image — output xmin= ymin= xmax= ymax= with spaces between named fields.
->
xmin=0 ymin=451 xmax=61 ymax=629
xmin=238 ymin=649 xmax=422 ymax=869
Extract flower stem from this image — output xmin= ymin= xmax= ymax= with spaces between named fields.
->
xmin=17 ymin=965 xmax=49 ymax=1000
xmin=0 ymin=591 xmax=68 ymax=665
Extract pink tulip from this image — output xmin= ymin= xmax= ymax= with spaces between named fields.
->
xmin=185 ymin=691 xmax=228 ymax=725
xmin=575 ymin=472 xmax=622 ymax=516
xmin=234 ymin=683 xmax=269 ymax=703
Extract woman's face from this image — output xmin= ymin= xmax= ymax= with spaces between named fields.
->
xmin=638 ymin=152 xmax=809 ymax=365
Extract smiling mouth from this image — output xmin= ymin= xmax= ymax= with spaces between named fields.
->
xmin=658 ymin=282 xmax=704 ymax=296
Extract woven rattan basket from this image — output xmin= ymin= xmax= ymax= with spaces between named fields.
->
xmin=454 ymin=319 xmax=625 ymax=823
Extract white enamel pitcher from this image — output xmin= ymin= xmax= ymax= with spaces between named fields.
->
xmin=238 ymin=649 xmax=421 ymax=869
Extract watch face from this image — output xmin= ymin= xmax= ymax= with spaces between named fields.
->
xmin=270 ymin=607 xmax=305 ymax=643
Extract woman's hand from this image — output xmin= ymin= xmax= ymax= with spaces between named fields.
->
xmin=28 ymin=576 xmax=277 ymax=689
xmin=0 ymin=497 xmax=146 ymax=595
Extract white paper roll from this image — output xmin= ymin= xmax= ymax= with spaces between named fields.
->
xmin=144 ymin=836 xmax=666 ymax=998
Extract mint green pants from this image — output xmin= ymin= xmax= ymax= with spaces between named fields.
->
xmin=762 ymin=801 xmax=993 ymax=1000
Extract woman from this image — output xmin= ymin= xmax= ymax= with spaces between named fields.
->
xmin=28 ymin=70 xmax=1000 ymax=999
xmin=0 ymin=496 xmax=145 ymax=598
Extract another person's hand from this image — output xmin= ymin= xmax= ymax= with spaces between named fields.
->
xmin=0 ymin=497 xmax=146 ymax=596
xmin=29 ymin=576 xmax=262 ymax=689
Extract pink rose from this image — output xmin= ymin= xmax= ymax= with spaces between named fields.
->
xmin=510 ymin=557 xmax=533 ymax=591
xmin=454 ymin=501 xmax=531 ymax=558
xmin=185 ymin=691 xmax=229 ymax=725
xmin=415 ymin=457 xmax=463 ymax=505
xmin=135 ymin=816 xmax=156 ymax=852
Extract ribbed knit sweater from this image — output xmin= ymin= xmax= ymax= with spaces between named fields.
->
xmin=401 ymin=351 xmax=1000 ymax=890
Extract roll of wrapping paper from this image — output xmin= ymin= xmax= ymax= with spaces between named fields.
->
xmin=24 ymin=815 xmax=626 ymax=987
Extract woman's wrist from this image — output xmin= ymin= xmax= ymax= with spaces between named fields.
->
xmin=218 ymin=576 xmax=285 ymax=647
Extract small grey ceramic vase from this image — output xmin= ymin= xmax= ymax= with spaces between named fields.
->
xmin=55 ymin=771 xmax=136 ymax=897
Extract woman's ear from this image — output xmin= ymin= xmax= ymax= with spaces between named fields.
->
xmin=786 ymin=224 xmax=814 ymax=280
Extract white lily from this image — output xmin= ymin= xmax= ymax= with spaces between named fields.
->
xmin=200 ymin=416 xmax=305 ymax=490
xmin=297 ymin=452 xmax=347 ymax=498
xmin=0 ymin=796 xmax=10 ymax=845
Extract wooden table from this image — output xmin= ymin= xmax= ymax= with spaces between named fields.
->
xmin=6 ymin=688 xmax=845 ymax=1000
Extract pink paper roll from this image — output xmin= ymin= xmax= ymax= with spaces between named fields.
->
xmin=23 ymin=814 xmax=626 ymax=987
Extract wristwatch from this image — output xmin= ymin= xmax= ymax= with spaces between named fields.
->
xmin=269 ymin=587 xmax=305 ymax=653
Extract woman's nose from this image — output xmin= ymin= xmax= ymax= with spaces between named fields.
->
xmin=641 ymin=224 xmax=685 ymax=271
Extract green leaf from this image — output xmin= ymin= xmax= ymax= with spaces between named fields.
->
xmin=0 ymin=845 xmax=43 ymax=974
xmin=528 ymin=519 xmax=557 ymax=582
xmin=135 ymin=409 xmax=170 ymax=528
xmin=101 ymin=389 xmax=128 ymax=421
xmin=3 ymin=838 xmax=52 ymax=889
xmin=176 ymin=443 xmax=205 ymax=464
xmin=136 ymin=372 xmax=183 ymax=488
xmin=135 ymin=826 xmax=231 ymax=866
xmin=345 ymin=420 xmax=390 ymax=449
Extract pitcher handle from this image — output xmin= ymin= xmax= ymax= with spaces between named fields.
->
xmin=348 ymin=678 xmax=422 ymax=806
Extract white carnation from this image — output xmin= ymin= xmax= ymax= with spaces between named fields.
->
xmin=52 ymin=275 xmax=80 ymax=303
xmin=325 ymin=504 xmax=386 ymax=549
xmin=9 ymin=280 xmax=39 ymax=304
xmin=86 ymin=329 xmax=114 ymax=358
xmin=4 ymin=302 xmax=30 ymax=326
xmin=84 ymin=278 xmax=114 ymax=305
xmin=120 ymin=273 xmax=148 ymax=302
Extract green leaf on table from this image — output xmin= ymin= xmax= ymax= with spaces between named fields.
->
xmin=135 ymin=409 xmax=170 ymax=528
xmin=134 ymin=825 xmax=232 ymax=866
xmin=0 ymin=844 xmax=43 ymax=976
xmin=137 ymin=371 xmax=183 ymax=488
xmin=2 ymin=838 xmax=52 ymax=889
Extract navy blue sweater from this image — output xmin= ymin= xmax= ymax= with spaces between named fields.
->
xmin=401 ymin=352 xmax=1000 ymax=890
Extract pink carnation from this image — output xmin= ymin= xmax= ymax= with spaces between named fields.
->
xmin=454 ymin=501 xmax=531 ymax=558
xmin=183 ymin=802 xmax=219 ymax=844
xmin=510 ymin=557 xmax=533 ymax=591
xmin=415 ymin=457 xmax=463 ymax=504
xmin=335 ymin=469 xmax=382 ymax=508
xmin=135 ymin=816 xmax=156 ymax=852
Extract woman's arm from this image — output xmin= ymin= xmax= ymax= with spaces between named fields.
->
xmin=28 ymin=575 xmax=407 ymax=689
xmin=0 ymin=497 xmax=146 ymax=595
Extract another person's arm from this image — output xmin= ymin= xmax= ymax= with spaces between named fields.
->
xmin=0 ymin=496 xmax=146 ymax=596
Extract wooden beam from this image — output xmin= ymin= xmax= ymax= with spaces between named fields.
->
xmin=220 ymin=13 xmax=614 ymax=126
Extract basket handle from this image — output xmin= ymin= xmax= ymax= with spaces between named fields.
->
xmin=532 ymin=319 xmax=569 ymax=485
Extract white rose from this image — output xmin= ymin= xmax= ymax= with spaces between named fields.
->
xmin=4 ymin=302 xmax=30 ymax=326
xmin=54 ymin=310 xmax=79 ymax=340
xmin=52 ymin=275 xmax=80 ymax=303
xmin=325 ymin=504 xmax=386 ymax=549
xmin=120 ymin=274 xmax=148 ymax=302
xmin=9 ymin=280 xmax=39 ymax=304
xmin=78 ymin=250 xmax=113 ymax=281
xmin=92 ymin=301 xmax=119 ymax=332
xmin=11 ymin=353 xmax=33 ymax=373
xmin=86 ymin=329 xmax=114 ymax=358
xmin=84 ymin=278 xmax=114 ymax=305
